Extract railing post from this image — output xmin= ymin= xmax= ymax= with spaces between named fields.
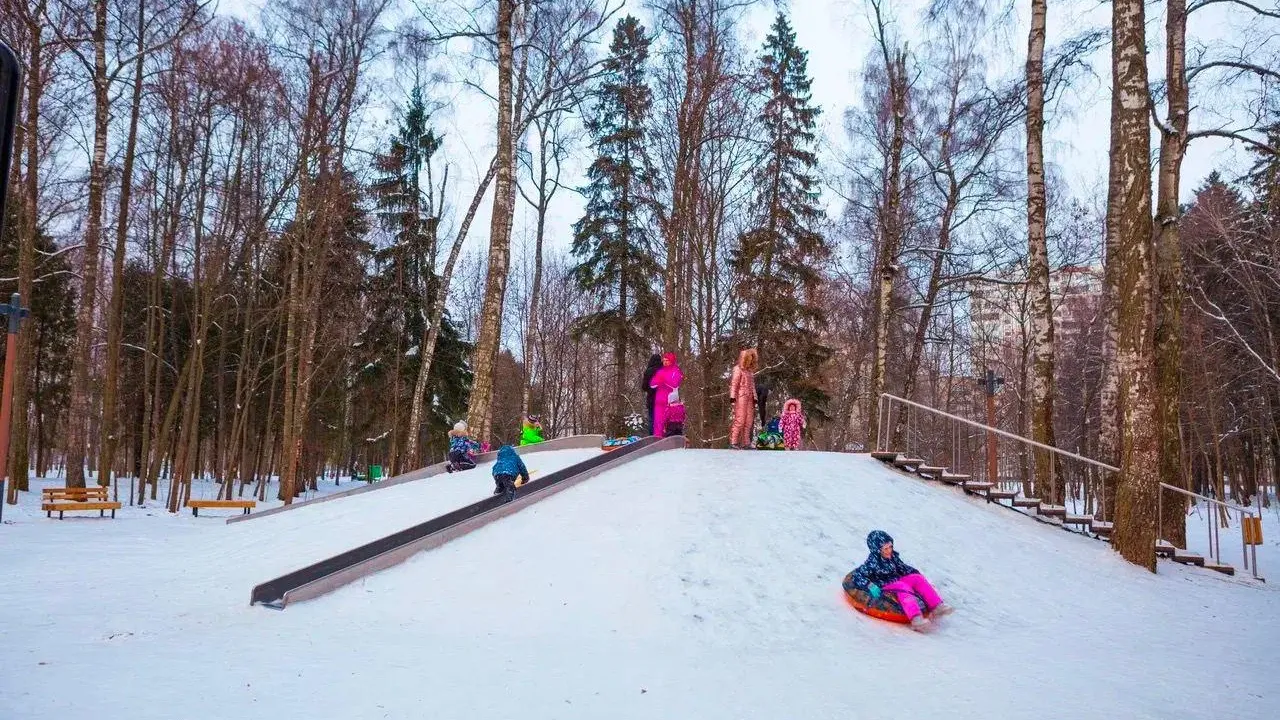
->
xmin=1157 ymin=489 xmax=1163 ymax=549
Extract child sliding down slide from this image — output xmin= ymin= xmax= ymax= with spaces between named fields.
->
xmin=848 ymin=530 xmax=953 ymax=631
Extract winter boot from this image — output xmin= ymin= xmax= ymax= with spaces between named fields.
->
xmin=910 ymin=615 xmax=931 ymax=632
xmin=930 ymin=602 xmax=954 ymax=618
xmin=446 ymin=464 xmax=455 ymax=474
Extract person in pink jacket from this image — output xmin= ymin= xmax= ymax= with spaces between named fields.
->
xmin=650 ymin=352 xmax=683 ymax=438
xmin=729 ymin=349 xmax=758 ymax=448
xmin=779 ymin=398 xmax=806 ymax=450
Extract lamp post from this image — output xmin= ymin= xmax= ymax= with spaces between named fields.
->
xmin=1 ymin=40 xmax=25 ymax=521
xmin=982 ymin=368 xmax=1004 ymax=484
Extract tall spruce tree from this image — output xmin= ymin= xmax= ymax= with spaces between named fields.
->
xmin=734 ymin=13 xmax=831 ymax=415
xmin=366 ymin=88 xmax=470 ymax=470
xmin=571 ymin=16 xmax=663 ymax=430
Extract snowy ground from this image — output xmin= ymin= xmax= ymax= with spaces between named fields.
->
xmin=2 ymin=450 xmax=1278 ymax=719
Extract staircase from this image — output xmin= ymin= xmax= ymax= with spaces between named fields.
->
xmin=870 ymin=450 xmax=1236 ymax=574
xmin=871 ymin=393 xmax=1264 ymax=582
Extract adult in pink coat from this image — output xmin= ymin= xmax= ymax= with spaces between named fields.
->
xmin=729 ymin=348 xmax=758 ymax=448
xmin=650 ymin=352 xmax=683 ymax=438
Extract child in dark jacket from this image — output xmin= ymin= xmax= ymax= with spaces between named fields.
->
xmin=446 ymin=422 xmax=480 ymax=473
xmin=492 ymin=445 xmax=530 ymax=501
xmin=849 ymin=530 xmax=953 ymax=630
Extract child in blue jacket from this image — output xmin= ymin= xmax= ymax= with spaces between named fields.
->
xmin=445 ymin=422 xmax=480 ymax=473
xmin=492 ymin=445 xmax=530 ymax=501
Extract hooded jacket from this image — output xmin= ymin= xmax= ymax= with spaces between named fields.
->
xmin=730 ymin=349 xmax=758 ymax=402
xmin=849 ymin=530 xmax=919 ymax=591
xmin=651 ymin=353 xmax=683 ymax=405
xmin=492 ymin=445 xmax=530 ymax=484
xmin=449 ymin=432 xmax=480 ymax=456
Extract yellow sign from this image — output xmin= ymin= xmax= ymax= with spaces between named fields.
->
xmin=1243 ymin=516 xmax=1263 ymax=546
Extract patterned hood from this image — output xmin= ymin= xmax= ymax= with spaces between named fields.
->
xmin=848 ymin=530 xmax=918 ymax=592
xmin=866 ymin=529 xmax=893 ymax=552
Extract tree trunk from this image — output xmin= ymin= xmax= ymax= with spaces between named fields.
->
xmin=1154 ymin=0 xmax=1189 ymax=547
xmin=404 ymin=161 xmax=495 ymax=464
xmin=1026 ymin=0 xmax=1059 ymax=504
xmin=64 ymin=0 xmax=110 ymax=488
xmin=98 ymin=0 xmax=148 ymax=490
xmin=466 ymin=0 xmax=518 ymax=442
xmin=6 ymin=0 xmax=47 ymax=502
xmin=1107 ymin=0 xmax=1159 ymax=571
xmin=867 ymin=49 xmax=908 ymax=450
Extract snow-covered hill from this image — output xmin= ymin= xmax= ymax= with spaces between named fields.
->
xmin=1 ymin=449 xmax=1276 ymax=719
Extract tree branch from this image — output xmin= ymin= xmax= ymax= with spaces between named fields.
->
xmin=1188 ymin=0 xmax=1280 ymax=18
xmin=1187 ymin=128 xmax=1280 ymax=155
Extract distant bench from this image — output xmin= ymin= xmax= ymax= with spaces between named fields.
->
xmin=41 ymin=487 xmax=122 ymax=519
xmin=186 ymin=499 xmax=257 ymax=517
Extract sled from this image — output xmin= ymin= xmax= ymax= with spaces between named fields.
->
xmin=841 ymin=571 xmax=929 ymax=625
xmin=601 ymin=436 xmax=641 ymax=452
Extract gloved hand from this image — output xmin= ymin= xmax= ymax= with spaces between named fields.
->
xmin=869 ymin=584 xmax=881 ymax=600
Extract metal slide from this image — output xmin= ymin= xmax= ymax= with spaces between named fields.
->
xmin=228 ymin=434 xmax=606 ymax=525
xmin=250 ymin=435 xmax=683 ymax=609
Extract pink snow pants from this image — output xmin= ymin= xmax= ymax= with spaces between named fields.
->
xmin=881 ymin=573 xmax=943 ymax=620
xmin=780 ymin=416 xmax=803 ymax=450
xmin=730 ymin=395 xmax=755 ymax=446
xmin=653 ymin=403 xmax=669 ymax=438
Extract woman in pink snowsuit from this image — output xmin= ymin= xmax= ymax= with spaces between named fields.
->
xmin=650 ymin=352 xmax=683 ymax=438
xmin=779 ymin=398 xmax=806 ymax=450
xmin=729 ymin=349 xmax=758 ymax=448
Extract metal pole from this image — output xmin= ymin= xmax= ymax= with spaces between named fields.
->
xmin=985 ymin=369 xmax=999 ymax=485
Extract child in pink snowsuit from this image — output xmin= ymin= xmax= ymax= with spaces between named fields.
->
xmin=729 ymin=349 xmax=758 ymax=448
xmin=779 ymin=398 xmax=806 ymax=450
xmin=650 ymin=352 xmax=683 ymax=438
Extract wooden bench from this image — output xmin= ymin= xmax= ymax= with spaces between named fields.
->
xmin=41 ymin=487 xmax=121 ymax=519
xmin=186 ymin=499 xmax=256 ymax=517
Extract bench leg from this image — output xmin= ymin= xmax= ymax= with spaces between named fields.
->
xmin=100 ymin=509 xmax=104 ymax=517
xmin=192 ymin=507 xmax=198 ymax=517
xmin=111 ymin=508 xmax=116 ymax=518
xmin=59 ymin=510 xmax=64 ymax=519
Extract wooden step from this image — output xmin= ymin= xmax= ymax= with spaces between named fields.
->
xmin=1062 ymin=514 xmax=1094 ymax=527
xmin=1172 ymin=550 xmax=1205 ymax=566
xmin=962 ymin=481 xmax=993 ymax=493
xmin=893 ymin=457 xmax=925 ymax=470
xmin=1091 ymin=521 xmax=1113 ymax=532
xmin=916 ymin=465 xmax=947 ymax=476
xmin=1203 ymin=562 xmax=1236 ymax=576
xmin=939 ymin=473 xmax=970 ymax=485
xmin=1012 ymin=497 xmax=1043 ymax=508
xmin=1155 ymin=541 xmax=1176 ymax=557
xmin=870 ymin=451 xmax=900 ymax=462
xmin=987 ymin=489 xmax=1018 ymax=500
xmin=1038 ymin=504 xmax=1067 ymax=517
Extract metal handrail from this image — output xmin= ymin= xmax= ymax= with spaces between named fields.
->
xmin=877 ymin=393 xmax=1263 ymax=580
xmin=878 ymin=393 xmax=1119 ymax=473
xmin=1157 ymin=481 xmax=1255 ymax=516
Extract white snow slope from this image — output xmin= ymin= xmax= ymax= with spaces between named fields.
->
xmin=2 ymin=449 xmax=1278 ymax=720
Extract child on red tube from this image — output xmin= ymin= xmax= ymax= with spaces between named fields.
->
xmin=849 ymin=530 xmax=953 ymax=631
